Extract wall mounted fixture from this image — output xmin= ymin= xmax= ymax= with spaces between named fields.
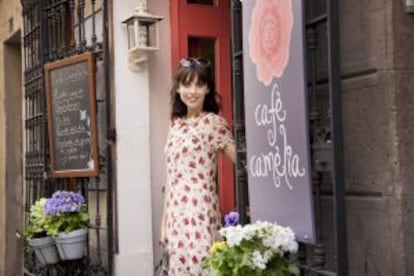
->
xmin=406 ymin=0 xmax=414 ymax=13
xmin=122 ymin=2 xmax=163 ymax=71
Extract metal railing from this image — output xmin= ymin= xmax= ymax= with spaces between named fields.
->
xmin=22 ymin=0 xmax=113 ymax=274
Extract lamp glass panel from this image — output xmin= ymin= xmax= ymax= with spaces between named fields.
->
xmin=138 ymin=24 xmax=149 ymax=46
xmin=127 ymin=22 xmax=135 ymax=48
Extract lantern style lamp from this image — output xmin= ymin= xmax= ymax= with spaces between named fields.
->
xmin=406 ymin=0 xmax=414 ymax=13
xmin=122 ymin=2 xmax=163 ymax=71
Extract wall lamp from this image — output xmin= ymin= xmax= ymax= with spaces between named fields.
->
xmin=406 ymin=0 xmax=414 ymax=13
xmin=122 ymin=2 xmax=163 ymax=71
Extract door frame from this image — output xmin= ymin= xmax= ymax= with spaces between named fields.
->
xmin=170 ymin=0 xmax=235 ymax=213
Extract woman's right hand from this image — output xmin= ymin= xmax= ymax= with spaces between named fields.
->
xmin=159 ymin=226 xmax=167 ymax=245
xmin=160 ymin=185 xmax=169 ymax=246
xmin=160 ymin=211 xmax=168 ymax=245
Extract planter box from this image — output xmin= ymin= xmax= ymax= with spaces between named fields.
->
xmin=54 ymin=228 xmax=88 ymax=261
xmin=28 ymin=236 xmax=59 ymax=265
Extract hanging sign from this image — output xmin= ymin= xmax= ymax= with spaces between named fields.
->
xmin=242 ymin=0 xmax=315 ymax=243
xmin=45 ymin=52 xmax=99 ymax=178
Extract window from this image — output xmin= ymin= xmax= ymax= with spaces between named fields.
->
xmin=187 ymin=0 xmax=215 ymax=5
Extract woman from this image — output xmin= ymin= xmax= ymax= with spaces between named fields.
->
xmin=160 ymin=57 xmax=235 ymax=275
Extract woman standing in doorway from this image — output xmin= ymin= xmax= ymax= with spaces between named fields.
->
xmin=160 ymin=57 xmax=236 ymax=275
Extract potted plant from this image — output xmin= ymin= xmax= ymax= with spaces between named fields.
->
xmin=23 ymin=198 xmax=59 ymax=265
xmin=202 ymin=212 xmax=299 ymax=276
xmin=44 ymin=190 xmax=89 ymax=261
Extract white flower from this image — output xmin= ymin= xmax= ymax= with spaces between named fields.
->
xmin=250 ymin=250 xmax=267 ymax=270
xmin=220 ymin=225 xmax=244 ymax=247
xmin=220 ymin=221 xmax=298 ymax=255
xmin=263 ymin=249 xmax=273 ymax=262
xmin=205 ymin=217 xmax=298 ymax=274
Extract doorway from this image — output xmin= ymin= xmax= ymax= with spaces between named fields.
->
xmin=171 ymin=0 xmax=234 ymax=214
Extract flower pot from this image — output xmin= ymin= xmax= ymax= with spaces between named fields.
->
xmin=54 ymin=228 xmax=88 ymax=261
xmin=28 ymin=236 xmax=59 ymax=265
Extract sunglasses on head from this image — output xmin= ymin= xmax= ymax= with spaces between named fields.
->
xmin=179 ymin=58 xmax=211 ymax=68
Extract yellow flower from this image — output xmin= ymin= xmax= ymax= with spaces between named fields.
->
xmin=209 ymin=241 xmax=228 ymax=256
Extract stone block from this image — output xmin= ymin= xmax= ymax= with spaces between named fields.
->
xmin=318 ymin=196 xmax=404 ymax=275
xmin=390 ymin=1 xmax=414 ymax=70
xmin=393 ymin=71 xmax=414 ymax=194
xmin=392 ymin=71 xmax=414 ymax=275
xmin=341 ymin=72 xmax=397 ymax=195
xmin=340 ymin=0 xmax=388 ymax=75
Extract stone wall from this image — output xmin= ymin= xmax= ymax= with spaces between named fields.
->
xmin=0 ymin=0 xmax=23 ymax=275
xmin=333 ymin=0 xmax=414 ymax=274
xmin=391 ymin=1 xmax=414 ymax=274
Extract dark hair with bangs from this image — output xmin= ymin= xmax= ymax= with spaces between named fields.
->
xmin=170 ymin=58 xmax=221 ymax=120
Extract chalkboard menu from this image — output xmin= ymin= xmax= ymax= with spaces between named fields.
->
xmin=45 ymin=52 xmax=99 ymax=177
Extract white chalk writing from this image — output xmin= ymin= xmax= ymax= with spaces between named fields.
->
xmin=249 ymin=83 xmax=306 ymax=190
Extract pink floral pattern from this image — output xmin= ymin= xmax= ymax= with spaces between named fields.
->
xmin=164 ymin=112 xmax=234 ymax=275
xmin=249 ymin=0 xmax=294 ymax=86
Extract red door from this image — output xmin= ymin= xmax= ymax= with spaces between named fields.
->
xmin=171 ymin=0 xmax=234 ymax=214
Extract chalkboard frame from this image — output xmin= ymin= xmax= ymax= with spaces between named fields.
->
xmin=45 ymin=52 xmax=99 ymax=178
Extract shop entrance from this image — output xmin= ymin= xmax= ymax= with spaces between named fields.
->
xmin=171 ymin=0 xmax=234 ymax=214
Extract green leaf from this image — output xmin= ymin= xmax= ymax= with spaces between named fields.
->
xmin=287 ymin=263 xmax=299 ymax=275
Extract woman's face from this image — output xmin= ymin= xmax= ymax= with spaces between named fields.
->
xmin=177 ymin=76 xmax=209 ymax=116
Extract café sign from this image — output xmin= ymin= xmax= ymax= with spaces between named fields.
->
xmin=242 ymin=0 xmax=315 ymax=243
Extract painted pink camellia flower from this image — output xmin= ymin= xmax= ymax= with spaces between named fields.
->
xmin=249 ymin=0 xmax=294 ymax=86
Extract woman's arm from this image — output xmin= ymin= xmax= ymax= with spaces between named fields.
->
xmin=160 ymin=184 xmax=169 ymax=245
xmin=223 ymin=143 xmax=236 ymax=164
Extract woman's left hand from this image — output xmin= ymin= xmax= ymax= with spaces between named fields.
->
xmin=223 ymin=143 xmax=236 ymax=163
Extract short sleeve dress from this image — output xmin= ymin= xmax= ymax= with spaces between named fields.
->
xmin=164 ymin=112 xmax=234 ymax=276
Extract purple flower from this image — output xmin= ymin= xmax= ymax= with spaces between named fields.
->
xmin=224 ymin=211 xmax=240 ymax=227
xmin=44 ymin=198 xmax=59 ymax=216
xmin=44 ymin=190 xmax=86 ymax=217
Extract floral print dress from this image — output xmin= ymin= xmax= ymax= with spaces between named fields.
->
xmin=164 ymin=112 xmax=234 ymax=276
